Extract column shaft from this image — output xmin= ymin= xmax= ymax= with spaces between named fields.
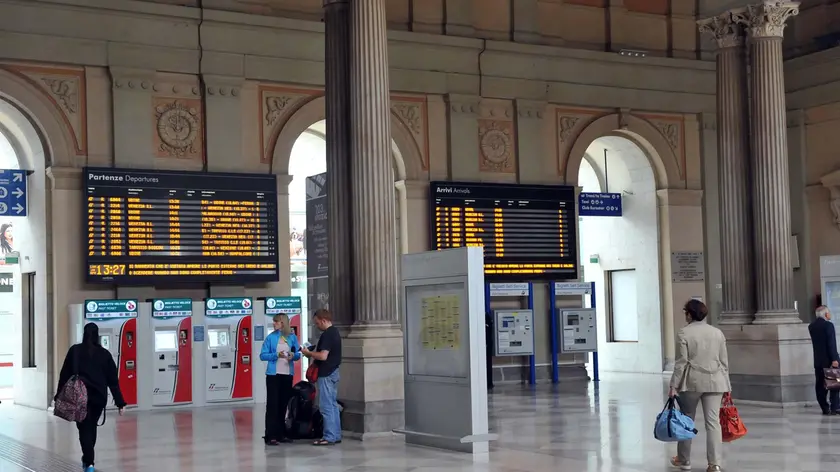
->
xmin=350 ymin=0 xmax=398 ymax=325
xmin=324 ymin=0 xmax=354 ymax=327
xmin=717 ymin=43 xmax=755 ymax=323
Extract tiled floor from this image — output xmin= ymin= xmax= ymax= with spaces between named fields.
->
xmin=0 ymin=375 xmax=839 ymax=471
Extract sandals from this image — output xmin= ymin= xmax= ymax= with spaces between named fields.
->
xmin=312 ymin=439 xmax=340 ymax=446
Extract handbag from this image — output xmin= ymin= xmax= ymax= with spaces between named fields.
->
xmin=720 ymin=392 xmax=747 ymax=442
xmin=825 ymin=368 xmax=840 ymax=390
xmin=306 ymin=362 xmax=319 ymax=383
xmin=654 ymin=396 xmax=697 ymax=442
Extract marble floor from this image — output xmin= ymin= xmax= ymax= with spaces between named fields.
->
xmin=0 ymin=375 xmax=839 ymax=471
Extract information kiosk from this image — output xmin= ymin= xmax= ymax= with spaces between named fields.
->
xmin=201 ymin=297 xmax=253 ymax=403
xmin=149 ymin=299 xmax=193 ymax=407
xmin=485 ymin=283 xmax=536 ymax=385
xmin=263 ymin=296 xmax=304 ymax=384
xmin=71 ymin=299 xmax=140 ymax=407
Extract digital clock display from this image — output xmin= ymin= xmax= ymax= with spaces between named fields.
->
xmin=430 ymin=181 xmax=579 ymax=281
xmin=85 ymin=167 xmax=279 ymax=285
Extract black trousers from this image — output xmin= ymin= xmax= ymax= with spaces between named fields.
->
xmin=265 ymin=374 xmax=294 ymax=441
xmin=815 ymin=368 xmax=840 ymax=412
xmin=76 ymin=402 xmax=105 ymax=467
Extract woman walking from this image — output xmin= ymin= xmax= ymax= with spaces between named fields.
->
xmin=259 ymin=313 xmax=301 ymax=445
xmin=56 ymin=323 xmax=126 ymax=472
xmin=669 ymin=299 xmax=731 ymax=472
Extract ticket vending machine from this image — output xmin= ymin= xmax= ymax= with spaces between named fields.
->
xmin=70 ymin=299 xmax=140 ymax=408
xmin=149 ymin=299 xmax=193 ymax=407
xmin=202 ymin=297 xmax=253 ymax=403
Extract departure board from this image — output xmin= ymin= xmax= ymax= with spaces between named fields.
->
xmin=430 ymin=182 xmax=578 ymax=281
xmin=85 ymin=167 xmax=279 ymax=285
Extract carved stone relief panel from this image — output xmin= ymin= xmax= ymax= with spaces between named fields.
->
xmin=478 ymin=119 xmax=516 ymax=173
xmin=259 ymin=85 xmax=320 ymax=164
xmin=152 ymin=97 xmax=203 ymax=160
xmin=1 ymin=64 xmax=87 ymax=156
xmin=639 ymin=113 xmax=685 ymax=178
xmin=390 ymin=95 xmax=429 ymax=170
xmin=554 ymin=106 xmax=603 ymax=177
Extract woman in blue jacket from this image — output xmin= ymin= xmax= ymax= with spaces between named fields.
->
xmin=259 ymin=313 xmax=301 ymax=445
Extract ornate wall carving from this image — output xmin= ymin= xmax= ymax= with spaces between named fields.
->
xmin=478 ymin=119 xmax=515 ymax=173
xmin=390 ymin=95 xmax=429 ymax=170
xmin=639 ymin=113 xmax=686 ymax=178
xmin=554 ymin=106 xmax=604 ymax=176
xmin=0 ymin=64 xmax=87 ymax=156
xmin=259 ymin=85 xmax=320 ymax=164
xmin=152 ymin=97 xmax=203 ymax=160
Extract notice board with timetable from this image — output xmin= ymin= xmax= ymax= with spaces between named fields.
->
xmin=430 ymin=181 xmax=579 ymax=281
xmin=84 ymin=167 xmax=279 ymax=284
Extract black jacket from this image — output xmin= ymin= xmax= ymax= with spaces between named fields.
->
xmin=56 ymin=344 xmax=127 ymax=408
xmin=808 ymin=318 xmax=840 ymax=369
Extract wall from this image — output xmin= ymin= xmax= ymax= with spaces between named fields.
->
xmin=578 ymin=137 xmax=664 ymax=374
xmin=0 ymin=0 xmax=715 ymax=398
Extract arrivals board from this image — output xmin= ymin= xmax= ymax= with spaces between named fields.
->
xmin=85 ymin=167 xmax=279 ymax=284
xmin=430 ymin=182 xmax=578 ymax=281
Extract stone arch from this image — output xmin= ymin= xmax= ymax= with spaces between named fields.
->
xmin=270 ymin=95 xmax=424 ymax=181
xmin=0 ymin=67 xmax=78 ymax=168
xmin=563 ymin=113 xmax=682 ymax=189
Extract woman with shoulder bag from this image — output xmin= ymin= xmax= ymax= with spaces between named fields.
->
xmin=668 ymin=299 xmax=732 ymax=472
xmin=259 ymin=314 xmax=301 ymax=445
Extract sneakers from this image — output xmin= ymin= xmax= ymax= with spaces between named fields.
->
xmin=707 ymin=467 xmax=722 ymax=472
xmin=670 ymin=457 xmax=691 ymax=471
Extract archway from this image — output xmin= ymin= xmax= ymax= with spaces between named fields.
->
xmin=564 ymin=112 xmax=686 ymax=373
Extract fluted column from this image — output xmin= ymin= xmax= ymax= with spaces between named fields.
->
xmin=349 ymin=0 xmax=398 ymax=326
xmin=738 ymin=1 xmax=801 ymax=324
xmin=324 ymin=0 xmax=354 ymax=327
xmin=698 ymin=14 xmax=754 ymax=325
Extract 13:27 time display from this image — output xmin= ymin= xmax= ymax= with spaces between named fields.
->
xmin=88 ymin=264 xmax=127 ymax=276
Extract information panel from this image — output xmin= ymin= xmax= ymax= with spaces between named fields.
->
xmin=85 ymin=167 xmax=279 ymax=284
xmin=430 ymin=182 xmax=578 ymax=281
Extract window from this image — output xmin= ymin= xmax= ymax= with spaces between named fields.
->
xmin=608 ymin=269 xmax=638 ymax=342
xmin=22 ymin=272 xmax=35 ymax=368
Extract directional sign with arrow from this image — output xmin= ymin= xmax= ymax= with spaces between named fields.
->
xmin=0 ymin=169 xmax=27 ymax=216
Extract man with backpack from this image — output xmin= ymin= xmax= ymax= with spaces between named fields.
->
xmin=301 ymin=309 xmax=342 ymax=446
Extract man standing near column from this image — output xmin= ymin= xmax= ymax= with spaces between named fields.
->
xmin=808 ymin=306 xmax=840 ymax=415
xmin=302 ymin=309 xmax=343 ymax=445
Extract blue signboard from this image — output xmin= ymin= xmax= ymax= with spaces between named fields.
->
xmin=579 ymin=192 xmax=622 ymax=217
xmin=0 ymin=169 xmax=27 ymax=216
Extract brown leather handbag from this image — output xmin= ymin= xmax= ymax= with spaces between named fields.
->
xmin=825 ymin=368 xmax=840 ymax=390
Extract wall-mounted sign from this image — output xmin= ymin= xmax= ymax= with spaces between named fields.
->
xmin=0 ymin=273 xmax=13 ymax=292
xmin=671 ymin=252 xmax=705 ymax=283
xmin=579 ymin=192 xmax=622 ymax=217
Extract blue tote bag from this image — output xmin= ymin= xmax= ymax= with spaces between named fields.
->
xmin=654 ymin=396 xmax=698 ymax=442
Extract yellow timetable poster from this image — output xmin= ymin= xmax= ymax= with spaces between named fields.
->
xmin=420 ymin=294 xmax=461 ymax=350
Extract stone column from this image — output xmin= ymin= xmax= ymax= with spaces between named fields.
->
xmin=324 ymin=0 xmax=354 ymax=327
xmin=343 ymin=0 xmax=404 ymax=437
xmin=698 ymin=14 xmax=754 ymax=325
xmin=738 ymin=1 xmax=801 ymax=324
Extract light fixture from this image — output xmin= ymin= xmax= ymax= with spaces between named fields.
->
xmin=619 ymin=49 xmax=647 ymax=58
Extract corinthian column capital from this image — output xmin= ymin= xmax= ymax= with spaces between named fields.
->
xmin=698 ymin=13 xmax=744 ymax=49
xmin=734 ymin=1 xmax=800 ymax=39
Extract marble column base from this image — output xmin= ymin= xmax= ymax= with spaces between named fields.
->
xmin=721 ymin=324 xmax=813 ymax=405
xmin=339 ymin=324 xmax=405 ymax=439
xmin=753 ymin=310 xmax=802 ymax=325
xmin=718 ymin=310 xmax=755 ymax=325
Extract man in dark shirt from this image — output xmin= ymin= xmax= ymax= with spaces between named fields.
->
xmin=302 ymin=309 xmax=342 ymax=445
xmin=808 ymin=305 xmax=840 ymax=415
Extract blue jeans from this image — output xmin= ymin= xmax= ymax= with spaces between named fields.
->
xmin=317 ymin=369 xmax=341 ymax=442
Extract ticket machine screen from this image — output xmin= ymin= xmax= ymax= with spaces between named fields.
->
xmin=208 ymin=329 xmax=230 ymax=349
xmin=155 ymin=331 xmax=178 ymax=351
xmin=100 ymin=335 xmax=110 ymax=350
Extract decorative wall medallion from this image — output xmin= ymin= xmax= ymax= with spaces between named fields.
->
xmin=154 ymin=99 xmax=202 ymax=159
xmin=392 ymin=103 xmax=421 ymax=134
xmin=478 ymin=119 xmax=515 ymax=173
xmin=41 ymin=78 xmax=78 ymax=114
xmin=558 ymin=116 xmax=580 ymax=144
xmin=265 ymin=95 xmax=293 ymax=127
xmin=654 ymin=122 xmax=680 ymax=152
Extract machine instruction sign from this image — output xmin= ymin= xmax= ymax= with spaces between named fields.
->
xmin=265 ymin=296 xmax=302 ymax=315
xmin=0 ymin=169 xmax=27 ymax=216
xmin=488 ymin=283 xmax=529 ymax=297
xmin=84 ymin=299 xmax=138 ymax=319
xmin=671 ymin=251 xmax=705 ymax=282
xmin=205 ymin=297 xmax=252 ymax=316
xmin=152 ymin=298 xmax=192 ymax=318
xmin=554 ymin=282 xmax=592 ymax=296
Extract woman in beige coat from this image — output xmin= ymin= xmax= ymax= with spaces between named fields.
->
xmin=668 ymin=299 xmax=731 ymax=472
